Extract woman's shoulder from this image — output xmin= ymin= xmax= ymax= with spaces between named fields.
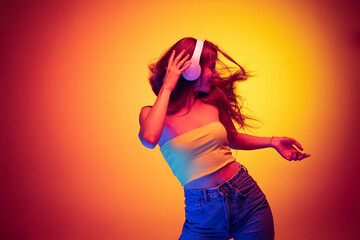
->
xmin=141 ymin=105 xmax=152 ymax=110
xmin=140 ymin=105 xmax=152 ymax=115
xmin=139 ymin=105 xmax=152 ymax=124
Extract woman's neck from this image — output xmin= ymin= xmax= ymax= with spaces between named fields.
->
xmin=168 ymin=95 xmax=197 ymax=116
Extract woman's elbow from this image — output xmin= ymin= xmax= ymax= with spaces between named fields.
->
xmin=228 ymin=138 xmax=248 ymax=150
xmin=229 ymin=142 xmax=242 ymax=150
xmin=138 ymin=132 xmax=157 ymax=149
xmin=228 ymin=136 xmax=239 ymax=150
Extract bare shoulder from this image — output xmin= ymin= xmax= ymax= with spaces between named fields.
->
xmin=139 ymin=105 xmax=152 ymax=124
xmin=141 ymin=105 xmax=152 ymax=111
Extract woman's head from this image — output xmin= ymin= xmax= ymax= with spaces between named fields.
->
xmin=148 ymin=38 xmax=218 ymax=105
xmin=148 ymin=37 xmax=251 ymax=126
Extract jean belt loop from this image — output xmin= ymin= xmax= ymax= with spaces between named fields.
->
xmin=218 ymin=185 xmax=225 ymax=196
xmin=203 ymin=190 xmax=208 ymax=203
xmin=225 ymin=181 xmax=235 ymax=194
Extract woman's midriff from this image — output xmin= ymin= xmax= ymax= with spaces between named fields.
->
xmin=183 ymin=161 xmax=241 ymax=189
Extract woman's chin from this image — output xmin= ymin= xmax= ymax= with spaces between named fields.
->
xmin=194 ymin=85 xmax=211 ymax=94
xmin=200 ymin=88 xmax=210 ymax=94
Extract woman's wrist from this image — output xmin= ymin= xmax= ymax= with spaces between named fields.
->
xmin=161 ymin=84 xmax=175 ymax=93
xmin=159 ymin=85 xmax=173 ymax=95
xmin=269 ymin=136 xmax=276 ymax=148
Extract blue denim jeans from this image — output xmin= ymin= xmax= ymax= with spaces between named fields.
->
xmin=179 ymin=165 xmax=274 ymax=240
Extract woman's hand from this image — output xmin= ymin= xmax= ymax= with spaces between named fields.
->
xmin=162 ymin=49 xmax=192 ymax=92
xmin=271 ymin=136 xmax=311 ymax=161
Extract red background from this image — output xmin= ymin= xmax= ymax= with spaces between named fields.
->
xmin=1 ymin=0 xmax=360 ymax=239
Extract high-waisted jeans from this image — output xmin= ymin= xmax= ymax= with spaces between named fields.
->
xmin=179 ymin=165 xmax=274 ymax=240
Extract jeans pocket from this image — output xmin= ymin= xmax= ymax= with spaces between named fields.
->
xmin=184 ymin=198 xmax=203 ymax=216
xmin=235 ymin=175 xmax=258 ymax=197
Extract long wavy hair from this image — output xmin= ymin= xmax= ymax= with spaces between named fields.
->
xmin=148 ymin=37 xmax=259 ymax=131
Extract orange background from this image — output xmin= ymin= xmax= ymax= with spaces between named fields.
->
xmin=1 ymin=0 xmax=360 ymax=239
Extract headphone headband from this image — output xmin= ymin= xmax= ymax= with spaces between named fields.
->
xmin=182 ymin=39 xmax=204 ymax=81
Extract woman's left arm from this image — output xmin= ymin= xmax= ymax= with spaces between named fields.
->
xmin=220 ymin=110 xmax=311 ymax=161
xmin=228 ymin=133 xmax=311 ymax=161
xmin=228 ymin=132 xmax=272 ymax=150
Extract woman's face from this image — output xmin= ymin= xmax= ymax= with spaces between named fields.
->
xmin=194 ymin=61 xmax=217 ymax=93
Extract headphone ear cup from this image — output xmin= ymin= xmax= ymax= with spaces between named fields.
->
xmin=182 ymin=62 xmax=201 ymax=81
xmin=182 ymin=39 xmax=204 ymax=81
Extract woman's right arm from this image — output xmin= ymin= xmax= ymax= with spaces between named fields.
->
xmin=138 ymin=49 xmax=191 ymax=149
xmin=138 ymin=87 xmax=172 ymax=149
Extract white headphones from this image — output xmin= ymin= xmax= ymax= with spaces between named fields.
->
xmin=182 ymin=39 xmax=204 ymax=81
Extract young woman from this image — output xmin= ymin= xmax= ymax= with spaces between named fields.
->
xmin=138 ymin=37 xmax=310 ymax=240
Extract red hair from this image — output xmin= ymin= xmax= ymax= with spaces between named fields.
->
xmin=148 ymin=37 xmax=258 ymax=131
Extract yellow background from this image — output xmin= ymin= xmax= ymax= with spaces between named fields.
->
xmin=2 ymin=0 xmax=360 ymax=239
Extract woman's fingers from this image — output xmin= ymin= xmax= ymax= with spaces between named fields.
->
xmin=289 ymin=151 xmax=311 ymax=161
xmin=168 ymin=50 xmax=175 ymax=69
xmin=174 ymin=49 xmax=186 ymax=64
xmin=167 ymin=49 xmax=188 ymax=72
xmin=179 ymin=60 xmax=192 ymax=72
xmin=167 ymin=49 xmax=192 ymax=75
xmin=292 ymin=139 xmax=304 ymax=151
xmin=177 ymin=53 xmax=190 ymax=68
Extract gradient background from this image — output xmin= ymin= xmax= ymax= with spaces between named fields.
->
xmin=1 ymin=0 xmax=360 ymax=239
